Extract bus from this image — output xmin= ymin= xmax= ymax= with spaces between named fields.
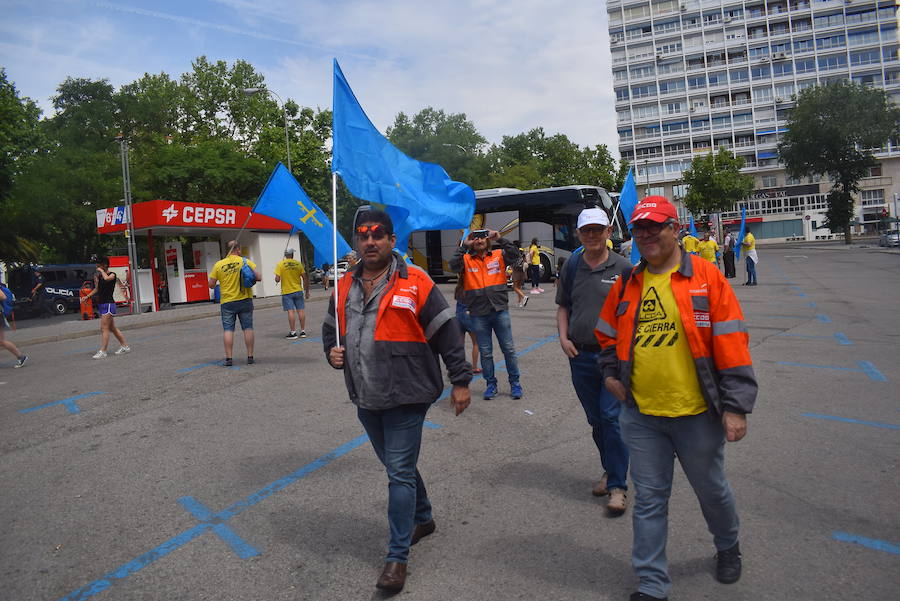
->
xmin=409 ymin=185 xmax=623 ymax=281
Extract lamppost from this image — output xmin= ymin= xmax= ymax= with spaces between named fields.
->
xmin=115 ymin=133 xmax=141 ymax=314
xmin=243 ymin=87 xmax=292 ymax=173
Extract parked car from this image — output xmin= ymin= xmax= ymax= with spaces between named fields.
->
xmin=879 ymin=230 xmax=900 ymax=247
xmin=326 ymin=261 xmax=349 ymax=283
xmin=309 ymin=267 xmax=324 ymax=284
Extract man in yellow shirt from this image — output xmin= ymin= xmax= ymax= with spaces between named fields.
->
xmin=527 ymin=238 xmax=544 ymax=293
xmin=275 ymin=248 xmax=310 ymax=340
xmin=681 ymin=231 xmax=699 ymax=254
xmin=741 ymin=231 xmax=758 ymax=286
xmin=697 ymin=231 xmax=719 ymax=265
xmin=208 ymin=241 xmax=260 ymax=366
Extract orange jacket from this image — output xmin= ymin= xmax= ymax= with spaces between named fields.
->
xmin=323 ymin=255 xmax=471 ymax=408
xmin=449 ymin=238 xmax=519 ymax=316
xmin=594 ymin=250 xmax=757 ymax=416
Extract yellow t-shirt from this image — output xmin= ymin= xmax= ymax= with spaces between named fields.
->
xmin=682 ymin=235 xmax=699 ymax=253
xmin=630 ymin=267 xmax=707 ymax=417
xmin=210 ymin=255 xmax=256 ymax=304
xmin=742 ymin=232 xmax=756 ymax=251
xmin=606 ymin=239 xmax=614 ymax=250
xmin=697 ymin=240 xmax=719 ymax=263
xmin=275 ymin=258 xmax=305 ymax=295
xmin=529 ymin=244 xmax=540 ymax=266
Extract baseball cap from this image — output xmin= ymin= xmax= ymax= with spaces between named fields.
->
xmin=577 ymin=207 xmax=610 ymax=229
xmin=284 ymin=248 xmax=295 ymax=255
xmin=629 ymin=196 xmax=679 ymax=224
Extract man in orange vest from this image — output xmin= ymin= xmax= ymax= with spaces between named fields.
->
xmin=323 ymin=209 xmax=472 ymax=593
xmin=449 ymin=229 xmax=523 ymax=400
xmin=595 ymin=196 xmax=757 ymax=601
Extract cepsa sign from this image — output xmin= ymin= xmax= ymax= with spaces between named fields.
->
xmin=160 ymin=203 xmax=237 ymax=226
xmin=97 ymin=199 xmax=291 ymax=234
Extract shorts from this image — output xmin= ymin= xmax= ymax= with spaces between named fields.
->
xmin=221 ymin=298 xmax=254 ymax=332
xmin=455 ymin=302 xmax=474 ymax=334
xmin=99 ymin=303 xmax=117 ymax=316
xmin=281 ymin=291 xmax=305 ymax=312
xmin=511 ymin=268 xmax=525 ymax=284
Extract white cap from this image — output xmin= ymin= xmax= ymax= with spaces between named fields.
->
xmin=577 ymin=208 xmax=610 ymax=229
xmin=284 ymin=248 xmax=295 ymax=255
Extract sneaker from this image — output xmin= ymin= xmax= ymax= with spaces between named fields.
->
xmin=299 ymin=330 xmax=307 ymax=338
xmin=247 ymin=356 xmax=255 ymax=365
xmin=630 ymin=593 xmax=667 ymax=601
xmin=286 ymin=331 xmax=299 ymax=340
xmin=537 ymin=287 xmax=545 ymax=293
xmin=607 ymin=488 xmax=627 ymax=516
xmin=223 ymin=358 xmax=233 ymax=367
xmin=92 ymin=350 xmax=108 ymax=359
xmin=483 ymin=383 xmax=498 ymax=400
xmin=529 ymin=289 xmax=540 ymax=295
xmin=14 ymin=354 xmax=28 ymax=368
xmin=592 ymin=472 xmax=609 ymax=497
xmin=522 ymin=296 xmax=529 ymax=307
xmin=715 ymin=542 xmax=742 ymax=584
xmin=114 ymin=345 xmax=131 ymax=355
xmin=510 ymin=382 xmax=523 ymax=399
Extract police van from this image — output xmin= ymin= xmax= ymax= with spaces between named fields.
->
xmin=7 ymin=264 xmax=97 ymax=316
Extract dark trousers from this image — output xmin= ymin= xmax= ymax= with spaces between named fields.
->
xmin=529 ymin=264 xmax=541 ymax=289
xmin=723 ymin=251 xmax=736 ymax=278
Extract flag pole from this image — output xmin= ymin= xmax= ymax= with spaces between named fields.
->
xmin=332 ymin=171 xmax=341 ymax=348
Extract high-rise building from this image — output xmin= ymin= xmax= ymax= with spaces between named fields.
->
xmin=608 ymin=0 xmax=900 ymax=242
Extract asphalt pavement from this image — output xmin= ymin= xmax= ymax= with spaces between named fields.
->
xmin=1 ymin=244 xmax=898 ymax=601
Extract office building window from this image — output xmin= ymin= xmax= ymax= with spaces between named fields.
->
xmin=818 ymin=54 xmax=847 ymax=70
xmin=795 ymin=59 xmax=816 ymax=74
xmin=814 ymin=12 xmax=844 ymax=29
xmin=752 ymin=65 xmax=771 ymax=80
xmin=616 ymin=88 xmax=630 ymax=101
xmin=775 ymin=83 xmax=794 ymax=98
xmin=850 ymin=50 xmax=881 ymax=66
xmin=817 ymin=35 xmax=845 ymax=50
xmin=633 ymin=104 xmax=659 ymax=119
xmin=794 ymin=38 xmax=815 ymax=53
xmin=632 ymin=84 xmax=657 ymax=98
xmin=860 ymin=189 xmax=884 ymax=205
xmin=761 ymin=175 xmax=778 ymax=188
xmin=773 ymin=62 xmax=793 ymax=76
xmin=659 ymin=79 xmax=686 ymax=94
xmin=688 ymin=75 xmax=707 ymax=89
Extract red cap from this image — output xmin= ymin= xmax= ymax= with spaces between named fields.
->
xmin=629 ymin=196 xmax=679 ymax=224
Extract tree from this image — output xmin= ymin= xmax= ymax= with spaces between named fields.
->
xmin=778 ymin=81 xmax=900 ymax=243
xmin=0 ymin=69 xmax=44 ymax=262
xmin=681 ymin=148 xmax=754 ymax=219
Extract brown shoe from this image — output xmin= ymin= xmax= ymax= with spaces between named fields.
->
xmin=592 ymin=472 xmax=609 ymax=497
xmin=411 ymin=519 xmax=436 ymax=545
xmin=607 ymin=488 xmax=627 ymax=516
xmin=376 ymin=561 xmax=407 ymax=592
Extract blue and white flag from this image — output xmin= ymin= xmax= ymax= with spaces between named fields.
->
xmin=735 ymin=207 xmax=747 ymax=260
xmin=689 ymin=215 xmax=699 ymax=237
xmin=331 ymin=59 xmax=475 ymax=254
xmin=252 ymin=163 xmax=351 ymax=267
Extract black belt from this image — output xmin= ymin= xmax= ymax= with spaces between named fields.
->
xmin=573 ymin=342 xmax=603 ymax=352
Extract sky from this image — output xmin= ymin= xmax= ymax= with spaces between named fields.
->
xmin=1 ymin=0 xmax=618 ymax=154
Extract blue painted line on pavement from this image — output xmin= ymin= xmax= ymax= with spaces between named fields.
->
xmin=832 ymin=531 xmax=900 ymax=555
xmin=833 ymin=332 xmax=853 ymax=346
xmin=423 ymin=420 xmax=442 ymax=429
xmin=19 ymin=391 xmax=105 ymax=415
xmin=291 ymin=336 xmax=322 ymax=344
xmin=796 ymin=292 xmax=807 ymax=297
xmin=803 ymin=413 xmax=900 ymax=430
xmin=178 ymin=361 xmax=239 ymax=373
xmin=178 ymin=496 xmax=260 ymax=559
xmin=57 ymin=434 xmax=372 ymax=601
xmin=858 ymin=361 xmax=887 ymax=382
xmin=816 ymin=314 xmax=832 ymax=323
xmin=807 ymin=301 xmax=817 ymax=308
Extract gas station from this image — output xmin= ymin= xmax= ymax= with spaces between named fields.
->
xmin=96 ymin=199 xmax=293 ymax=312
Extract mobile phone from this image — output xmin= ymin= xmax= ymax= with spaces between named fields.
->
xmin=471 ymin=229 xmax=489 ymax=239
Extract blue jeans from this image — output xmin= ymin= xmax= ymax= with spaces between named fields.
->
xmin=569 ymin=351 xmax=629 ymax=490
xmin=469 ymin=310 xmax=520 ymax=387
xmin=745 ymin=256 xmax=757 ymax=284
xmin=357 ymin=403 xmax=433 ymax=563
xmin=619 ymin=405 xmax=740 ymax=599
xmin=220 ymin=298 xmax=253 ymax=331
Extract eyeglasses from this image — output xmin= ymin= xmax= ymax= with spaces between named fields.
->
xmin=579 ymin=226 xmax=608 ymax=236
xmin=631 ymin=221 xmax=671 ymax=236
xmin=355 ymin=224 xmax=389 ymax=241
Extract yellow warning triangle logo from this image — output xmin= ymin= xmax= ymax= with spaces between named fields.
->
xmin=639 ymin=287 xmax=667 ymax=322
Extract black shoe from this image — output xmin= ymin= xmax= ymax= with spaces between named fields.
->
xmin=411 ymin=519 xmax=436 ymax=545
xmin=247 ymin=356 xmax=254 ymax=365
xmin=715 ymin=542 xmax=742 ymax=584
xmin=223 ymin=358 xmax=233 ymax=367
xmin=630 ymin=593 xmax=667 ymax=601
xmin=285 ymin=331 xmax=299 ymax=340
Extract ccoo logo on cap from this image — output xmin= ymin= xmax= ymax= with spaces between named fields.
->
xmin=629 ymin=196 xmax=679 ymax=224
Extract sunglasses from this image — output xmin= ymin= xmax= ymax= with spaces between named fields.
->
xmin=631 ymin=221 xmax=671 ymax=236
xmin=355 ymin=224 xmax=389 ymax=241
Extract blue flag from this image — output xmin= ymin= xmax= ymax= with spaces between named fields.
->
xmin=331 ymin=59 xmax=475 ymax=254
xmin=252 ymin=163 xmax=351 ymax=268
xmin=735 ymin=207 xmax=747 ymax=260
xmin=689 ymin=215 xmax=699 ymax=237
xmin=618 ymin=167 xmax=641 ymax=264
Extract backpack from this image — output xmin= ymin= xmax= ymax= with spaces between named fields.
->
xmin=0 ymin=284 xmax=14 ymax=317
xmin=562 ymin=248 xmax=632 ymax=306
xmin=240 ymin=258 xmax=257 ymax=289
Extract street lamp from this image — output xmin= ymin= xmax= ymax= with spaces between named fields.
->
xmin=114 ymin=133 xmax=142 ymax=315
xmin=243 ymin=87 xmax=292 ymax=173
